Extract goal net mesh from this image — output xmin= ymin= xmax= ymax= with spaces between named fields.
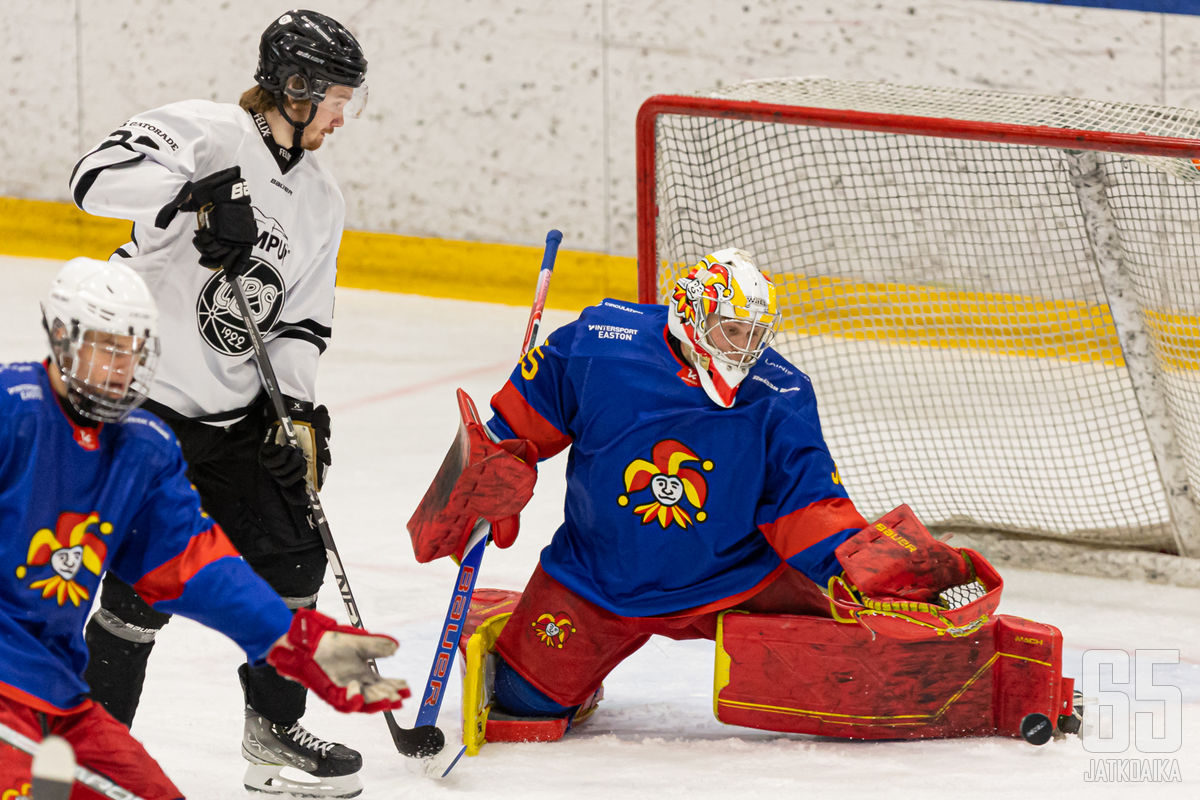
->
xmin=640 ymin=77 xmax=1200 ymax=554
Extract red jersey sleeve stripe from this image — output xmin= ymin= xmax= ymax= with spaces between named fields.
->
xmin=132 ymin=525 xmax=242 ymax=606
xmin=0 ymin=679 xmax=93 ymax=715
xmin=492 ymin=381 xmax=572 ymax=458
xmin=759 ymin=497 xmax=867 ymax=560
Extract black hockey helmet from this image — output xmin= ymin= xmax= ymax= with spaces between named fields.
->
xmin=255 ymin=10 xmax=367 ymax=103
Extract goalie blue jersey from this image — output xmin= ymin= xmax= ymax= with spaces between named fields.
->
xmin=487 ymin=301 xmax=867 ymax=617
xmin=0 ymin=362 xmax=292 ymax=712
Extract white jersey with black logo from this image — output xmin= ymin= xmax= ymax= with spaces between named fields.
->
xmin=70 ymin=99 xmax=344 ymax=421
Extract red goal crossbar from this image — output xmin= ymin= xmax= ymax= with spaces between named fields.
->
xmin=635 ymin=93 xmax=1200 ymax=303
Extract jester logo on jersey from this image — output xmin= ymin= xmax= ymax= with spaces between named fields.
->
xmin=617 ymin=440 xmax=713 ymax=529
xmin=2 ymin=782 xmax=31 ymax=800
xmin=531 ymin=612 xmax=576 ymax=648
xmin=15 ymin=511 xmax=112 ymax=606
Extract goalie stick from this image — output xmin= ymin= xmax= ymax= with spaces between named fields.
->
xmin=408 ymin=229 xmax=562 ymax=777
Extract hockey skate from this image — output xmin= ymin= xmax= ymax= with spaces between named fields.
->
xmin=242 ymin=708 xmax=363 ymax=798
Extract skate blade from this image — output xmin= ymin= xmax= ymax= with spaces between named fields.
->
xmin=244 ymin=764 xmax=363 ymax=798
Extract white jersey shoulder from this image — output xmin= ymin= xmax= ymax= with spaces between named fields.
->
xmin=72 ymin=100 xmax=347 ymax=420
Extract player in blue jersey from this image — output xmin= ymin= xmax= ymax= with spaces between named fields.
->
xmin=410 ymin=249 xmax=979 ymax=744
xmin=411 ymin=249 xmax=1055 ymax=750
xmin=476 ymin=247 xmax=874 ymax=721
xmin=0 ymin=258 xmax=409 ymax=799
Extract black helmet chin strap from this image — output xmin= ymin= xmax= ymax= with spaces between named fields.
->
xmin=272 ymin=93 xmax=320 ymax=162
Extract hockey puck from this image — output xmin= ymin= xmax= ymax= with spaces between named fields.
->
xmin=1020 ymin=712 xmax=1053 ymax=745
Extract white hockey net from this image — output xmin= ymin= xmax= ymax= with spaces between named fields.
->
xmin=638 ymin=77 xmax=1200 ymax=569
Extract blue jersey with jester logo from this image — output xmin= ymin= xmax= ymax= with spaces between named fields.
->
xmin=487 ymin=301 xmax=867 ymax=617
xmin=0 ymin=362 xmax=292 ymax=712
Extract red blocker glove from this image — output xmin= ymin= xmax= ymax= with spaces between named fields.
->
xmin=835 ymin=503 xmax=974 ymax=604
xmin=407 ymin=389 xmax=538 ymax=562
xmin=266 ymin=609 xmax=411 ymax=713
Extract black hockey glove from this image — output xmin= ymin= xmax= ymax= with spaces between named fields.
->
xmin=260 ymin=399 xmax=332 ymax=506
xmin=178 ymin=167 xmax=257 ymax=276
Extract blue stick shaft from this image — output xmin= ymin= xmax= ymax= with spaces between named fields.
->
xmin=411 ymin=229 xmax=562 ymax=746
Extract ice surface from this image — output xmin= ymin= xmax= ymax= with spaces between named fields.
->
xmin=3 ymin=255 xmax=1197 ymax=799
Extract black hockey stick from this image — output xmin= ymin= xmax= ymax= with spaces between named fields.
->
xmin=407 ymin=229 xmax=562 ymax=777
xmin=220 ymin=269 xmax=437 ymax=757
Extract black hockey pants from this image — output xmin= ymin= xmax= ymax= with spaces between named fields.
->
xmin=83 ymin=400 xmax=328 ymax=727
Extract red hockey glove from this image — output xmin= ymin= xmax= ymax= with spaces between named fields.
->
xmin=407 ymin=389 xmax=538 ymax=562
xmin=835 ymin=504 xmax=974 ymax=604
xmin=266 ymin=609 xmax=411 ymax=713
xmin=829 ymin=505 xmax=1004 ymax=640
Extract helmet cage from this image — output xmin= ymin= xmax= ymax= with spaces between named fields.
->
xmin=41 ymin=258 xmax=161 ymax=424
xmin=45 ymin=317 xmax=159 ymax=423
xmin=697 ymin=308 xmax=778 ymax=370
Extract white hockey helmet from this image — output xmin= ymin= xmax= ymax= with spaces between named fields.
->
xmin=41 ymin=257 xmax=160 ymax=423
xmin=667 ymin=248 xmax=780 ymax=408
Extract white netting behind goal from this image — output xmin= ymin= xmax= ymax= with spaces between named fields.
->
xmin=640 ymin=77 xmax=1200 ymax=560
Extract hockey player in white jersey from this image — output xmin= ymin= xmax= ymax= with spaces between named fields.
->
xmin=69 ymin=10 xmax=372 ymax=797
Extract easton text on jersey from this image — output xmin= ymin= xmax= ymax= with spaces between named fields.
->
xmin=588 ymin=324 xmax=637 ymax=341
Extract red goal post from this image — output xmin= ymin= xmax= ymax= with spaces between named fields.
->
xmin=636 ymin=78 xmax=1200 ymax=579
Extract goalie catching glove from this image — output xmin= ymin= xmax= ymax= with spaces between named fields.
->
xmin=829 ymin=504 xmax=1003 ymax=640
xmin=407 ymin=389 xmax=538 ymax=562
xmin=836 ymin=503 xmax=973 ymax=604
xmin=266 ymin=608 xmax=411 ymax=713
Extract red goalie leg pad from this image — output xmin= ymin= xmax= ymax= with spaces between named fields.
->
xmin=460 ymin=588 xmax=603 ymax=755
xmin=714 ymin=611 xmax=1073 ymax=740
xmin=459 ymin=587 xmax=524 ymax=659
xmin=407 ymin=389 xmax=538 ymax=562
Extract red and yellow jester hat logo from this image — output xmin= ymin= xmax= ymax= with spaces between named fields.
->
xmin=618 ymin=439 xmax=713 ymax=529
xmin=2 ymin=782 xmax=32 ymax=800
xmin=531 ymin=612 xmax=576 ymax=648
xmin=671 ymin=255 xmax=737 ymax=329
xmin=16 ymin=511 xmax=112 ymax=606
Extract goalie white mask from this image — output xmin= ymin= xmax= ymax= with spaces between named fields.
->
xmin=41 ymin=258 xmax=160 ymax=423
xmin=667 ymin=249 xmax=780 ymax=408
